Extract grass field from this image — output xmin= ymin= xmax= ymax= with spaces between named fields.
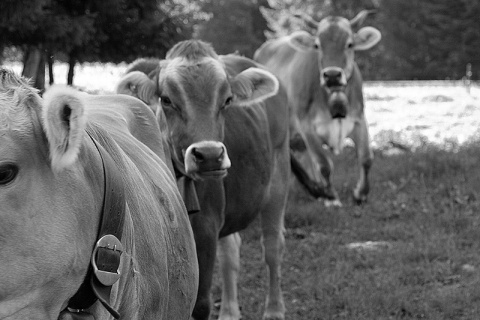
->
xmin=222 ymin=141 xmax=480 ymax=320
xmin=211 ymin=82 xmax=480 ymax=320
xmin=7 ymin=62 xmax=480 ymax=319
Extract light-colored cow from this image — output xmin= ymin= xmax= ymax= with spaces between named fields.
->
xmin=255 ymin=10 xmax=381 ymax=205
xmin=0 ymin=69 xmax=198 ymax=319
xmin=117 ymin=40 xmax=290 ymax=320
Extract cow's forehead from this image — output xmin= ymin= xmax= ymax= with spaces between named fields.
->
xmin=317 ymin=16 xmax=352 ymax=42
xmin=163 ymin=57 xmax=227 ymax=82
xmin=160 ymin=57 xmax=229 ymax=103
xmin=0 ymin=89 xmax=35 ymax=136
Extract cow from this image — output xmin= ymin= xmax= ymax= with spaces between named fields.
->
xmin=0 ymin=68 xmax=198 ymax=320
xmin=116 ymin=40 xmax=290 ymax=320
xmin=119 ymin=59 xmax=335 ymax=203
xmin=254 ymin=10 xmax=381 ymax=205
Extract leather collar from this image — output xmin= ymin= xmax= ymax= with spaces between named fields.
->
xmin=174 ymin=166 xmax=200 ymax=215
xmin=66 ymin=131 xmax=126 ymax=319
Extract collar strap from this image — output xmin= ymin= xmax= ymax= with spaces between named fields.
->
xmin=174 ymin=165 xmax=200 ymax=215
xmin=67 ymin=131 xmax=126 ymax=319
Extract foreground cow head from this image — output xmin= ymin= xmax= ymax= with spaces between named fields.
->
xmin=119 ymin=40 xmax=279 ymax=181
xmin=0 ymin=71 xmax=104 ymax=319
xmin=288 ymin=10 xmax=381 ymax=118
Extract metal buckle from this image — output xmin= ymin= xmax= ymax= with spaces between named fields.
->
xmin=91 ymin=234 xmax=123 ymax=286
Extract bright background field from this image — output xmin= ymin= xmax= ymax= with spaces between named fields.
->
xmin=8 ymin=62 xmax=480 ymax=320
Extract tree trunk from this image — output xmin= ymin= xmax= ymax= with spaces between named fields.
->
xmin=47 ymin=53 xmax=54 ymax=85
xmin=22 ymin=46 xmax=45 ymax=93
xmin=0 ymin=45 xmax=4 ymax=66
xmin=67 ymin=54 xmax=76 ymax=85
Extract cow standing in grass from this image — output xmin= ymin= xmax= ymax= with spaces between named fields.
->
xmin=255 ymin=10 xmax=381 ymax=205
xmin=118 ymin=40 xmax=290 ymax=320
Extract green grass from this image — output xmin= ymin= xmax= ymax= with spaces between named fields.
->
xmin=211 ymin=139 xmax=480 ymax=320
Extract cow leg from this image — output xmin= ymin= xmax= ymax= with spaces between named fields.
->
xmin=216 ymin=232 xmax=242 ymax=320
xmin=260 ymin=205 xmax=286 ymax=320
xmin=260 ymin=157 xmax=288 ymax=320
xmin=350 ymin=116 xmax=373 ymax=204
xmin=190 ymin=216 xmax=220 ymax=320
xmin=304 ymin=131 xmax=341 ymax=206
xmin=290 ymin=117 xmax=336 ymax=200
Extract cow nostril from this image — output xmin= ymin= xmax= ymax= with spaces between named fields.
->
xmin=192 ymin=148 xmax=205 ymax=162
xmin=217 ymin=148 xmax=225 ymax=162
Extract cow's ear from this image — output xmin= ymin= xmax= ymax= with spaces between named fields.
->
xmin=353 ymin=27 xmax=381 ymax=51
xmin=287 ymin=31 xmax=316 ymax=52
xmin=116 ymin=71 xmax=159 ymax=112
xmin=42 ymin=86 xmax=86 ymax=172
xmin=230 ymin=68 xmax=279 ymax=107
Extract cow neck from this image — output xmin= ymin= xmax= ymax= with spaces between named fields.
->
xmin=66 ymin=131 xmax=126 ymax=319
xmin=174 ymin=164 xmax=200 ymax=214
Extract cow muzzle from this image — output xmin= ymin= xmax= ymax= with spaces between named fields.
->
xmin=184 ymin=141 xmax=231 ymax=180
xmin=321 ymin=67 xmax=347 ymax=90
xmin=328 ymin=90 xmax=349 ymax=119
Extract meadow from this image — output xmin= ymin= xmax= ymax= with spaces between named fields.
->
xmin=229 ymin=82 xmax=480 ymax=320
xmin=9 ymin=62 xmax=480 ymax=319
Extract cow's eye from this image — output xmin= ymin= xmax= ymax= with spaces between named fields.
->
xmin=160 ymin=96 xmax=172 ymax=107
xmin=347 ymin=42 xmax=354 ymax=49
xmin=224 ymin=96 xmax=233 ymax=107
xmin=0 ymin=164 xmax=18 ymax=185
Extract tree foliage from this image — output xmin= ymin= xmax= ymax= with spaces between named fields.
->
xmin=195 ymin=0 xmax=270 ymax=58
xmin=0 ymin=0 xmax=201 ymax=88
xmin=2 ymin=0 xmax=479 ymax=82
xmin=259 ymin=0 xmax=480 ymax=80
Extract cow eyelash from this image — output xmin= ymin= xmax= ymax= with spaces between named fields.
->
xmin=0 ymin=163 xmax=18 ymax=185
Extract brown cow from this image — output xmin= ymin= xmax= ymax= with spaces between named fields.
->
xmin=117 ymin=40 xmax=290 ymax=320
xmin=255 ymin=10 xmax=381 ymax=205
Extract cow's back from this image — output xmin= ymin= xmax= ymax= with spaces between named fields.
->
xmin=255 ymin=38 xmax=322 ymax=119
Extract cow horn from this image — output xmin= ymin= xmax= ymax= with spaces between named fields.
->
xmin=293 ymin=12 xmax=319 ymax=30
xmin=350 ymin=9 xmax=376 ymax=29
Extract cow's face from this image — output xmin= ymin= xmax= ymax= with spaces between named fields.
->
xmin=153 ymin=41 xmax=279 ymax=181
xmin=316 ymin=17 xmax=355 ymax=89
xmin=158 ymin=57 xmax=231 ymax=180
xmin=288 ymin=11 xmax=381 ymax=118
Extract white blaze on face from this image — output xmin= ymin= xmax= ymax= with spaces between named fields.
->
xmin=314 ymin=117 xmax=355 ymax=155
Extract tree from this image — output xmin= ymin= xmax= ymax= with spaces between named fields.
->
xmin=378 ymin=0 xmax=480 ymax=80
xmin=59 ymin=0 xmax=199 ymax=85
xmin=0 ymin=0 xmax=52 ymax=91
xmin=195 ymin=0 xmax=270 ymax=58
xmin=0 ymin=0 xmax=201 ymax=89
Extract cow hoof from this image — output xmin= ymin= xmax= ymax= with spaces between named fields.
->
xmin=263 ymin=311 xmax=285 ymax=320
xmin=353 ymin=190 xmax=368 ymax=205
xmin=324 ymin=199 xmax=343 ymax=207
xmin=218 ymin=314 xmax=241 ymax=320
xmin=354 ymin=197 xmax=367 ymax=205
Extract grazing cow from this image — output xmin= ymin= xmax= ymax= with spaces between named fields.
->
xmin=254 ymin=10 xmax=381 ymax=205
xmin=117 ymin=40 xmax=290 ymax=320
xmin=0 ymin=69 xmax=198 ymax=320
